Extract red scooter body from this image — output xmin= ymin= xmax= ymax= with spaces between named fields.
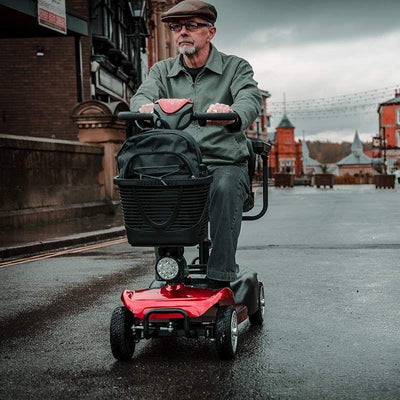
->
xmin=122 ymin=285 xmax=248 ymax=323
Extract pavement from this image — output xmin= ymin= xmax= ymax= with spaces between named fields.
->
xmin=0 ymin=183 xmax=398 ymax=262
xmin=0 ymin=212 xmax=126 ymax=260
xmin=1 ymin=183 xmax=399 ymax=399
xmin=0 ymin=182 xmax=266 ymax=261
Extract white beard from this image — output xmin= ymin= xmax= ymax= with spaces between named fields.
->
xmin=178 ymin=45 xmax=196 ymax=55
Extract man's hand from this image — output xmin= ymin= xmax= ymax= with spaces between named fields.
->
xmin=206 ymin=103 xmax=236 ymax=125
xmin=139 ymin=103 xmax=154 ymax=113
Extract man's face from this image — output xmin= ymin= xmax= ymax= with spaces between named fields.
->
xmin=172 ymin=18 xmax=216 ymax=56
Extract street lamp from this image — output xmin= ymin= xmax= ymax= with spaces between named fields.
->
xmin=127 ymin=0 xmax=149 ymax=87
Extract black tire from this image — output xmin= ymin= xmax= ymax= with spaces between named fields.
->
xmin=249 ymin=282 xmax=265 ymax=326
xmin=110 ymin=306 xmax=135 ymax=361
xmin=215 ymin=305 xmax=238 ymax=360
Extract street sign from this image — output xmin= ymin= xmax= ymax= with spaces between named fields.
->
xmin=38 ymin=0 xmax=67 ymax=35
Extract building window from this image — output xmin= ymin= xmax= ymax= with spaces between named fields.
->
xmin=396 ymin=130 xmax=400 ymax=147
xmin=102 ymin=0 xmax=113 ymax=40
xmin=397 ymin=108 xmax=400 ymax=125
xmin=90 ymin=0 xmax=115 ymax=43
xmin=280 ymin=158 xmax=295 ymax=173
xmin=112 ymin=2 xmax=127 ymax=54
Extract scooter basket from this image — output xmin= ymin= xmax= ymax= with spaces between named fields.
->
xmin=114 ymin=176 xmax=212 ymax=246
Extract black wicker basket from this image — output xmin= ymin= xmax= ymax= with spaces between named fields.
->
xmin=114 ymin=176 xmax=212 ymax=246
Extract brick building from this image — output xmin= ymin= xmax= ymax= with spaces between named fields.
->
xmin=0 ymin=0 xmax=177 ymax=141
xmin=0 ymin=0 xmax=271 ymax=229
xmin=268 ymin=114 xmax=302 ymax=176
xmin=376 ymin=90 xmax=400 ymax=173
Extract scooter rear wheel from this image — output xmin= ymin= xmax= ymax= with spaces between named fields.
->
xmin=249 ymin=282 xmax=265 ymax=326
xmin=215 ymin=305 xmax=238 ymax=360
xmin=110 ymin=306 xmax=135 ymax=361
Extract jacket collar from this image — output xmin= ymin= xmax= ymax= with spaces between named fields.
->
xmin=167 ymin=44 xmax=223 ymax=78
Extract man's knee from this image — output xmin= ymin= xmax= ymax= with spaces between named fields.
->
xmin=210 ymin=167 xmax=249 ymax=203
xmin=212 ymin=172 xmax=235 ymax=196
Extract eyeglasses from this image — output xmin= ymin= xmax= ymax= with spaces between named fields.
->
xmin=168 ymin=22 xmax=212 ymax=32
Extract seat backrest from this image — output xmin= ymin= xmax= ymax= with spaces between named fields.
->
xmin=243 ymin=138 xmax=256 ymax=213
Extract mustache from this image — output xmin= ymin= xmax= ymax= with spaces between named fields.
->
xmin=178 ymin=39 xmax=194 ymax=45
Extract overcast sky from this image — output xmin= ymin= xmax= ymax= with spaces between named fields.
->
xmin=208 ymin=0 xmax=400 ymax=142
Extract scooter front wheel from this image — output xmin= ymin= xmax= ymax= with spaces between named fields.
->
xmin=249 ymin=282 xmax=265 ymax=326
xmin=110 ymin=306 xmax=136 ymax=361
xmin=215 ymin=305 xmax=238 ymax=360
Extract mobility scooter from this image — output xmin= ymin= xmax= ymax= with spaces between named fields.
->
xmin=110 ymin=99 xmax=271 ymax=360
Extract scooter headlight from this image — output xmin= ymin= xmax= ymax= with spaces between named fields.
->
xmin=156 ymin=257 xmax=179 ymax=281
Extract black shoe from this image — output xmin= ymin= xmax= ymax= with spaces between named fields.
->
xmin=207 ymin=279 xmax=230 ymax=289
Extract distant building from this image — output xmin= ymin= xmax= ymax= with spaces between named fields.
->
xmin=337 ymin=131 xmax=375 ymax=176
xmin=247 ymin=90 xmax=271 ymax=142
xmin=268 ymin=114 xmax=302 ymax=176
xmin=302 ymin=140 xmax=321 ymax=175
xmin=377 ymin=90 xmax=400 ymax=173
xmin=246 ymin=90 xmax=271 ymax=177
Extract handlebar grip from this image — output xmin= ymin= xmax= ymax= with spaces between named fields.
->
xmin=118 ymin=112 xmax=154 ymax=121
xmin=192 ymin=112 xmax=238 ymax=122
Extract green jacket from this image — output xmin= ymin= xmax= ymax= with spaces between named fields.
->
xmin=130 ymin=45 xmax=262 ymax=167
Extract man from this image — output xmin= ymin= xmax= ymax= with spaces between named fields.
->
xmin=130 ymin=0 xmax=261 ymax=288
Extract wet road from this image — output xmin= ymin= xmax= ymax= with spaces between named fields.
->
xmin=1 ymin=185 xmax=399 ymax=399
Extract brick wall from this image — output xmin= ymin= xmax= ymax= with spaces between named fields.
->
xmin=0 ymin=35 xmax=91 ymax=141
xmin=66 ymin=0 xmax=89 ymax=19
xmin=0 ymin=135 xmax=104 ymax=212
xmin=380 ymin=105 xmax=400 ymax=148
xmin=0 ymin=134 xmax=111 ymax=228
xmin=338 ymin=165 xmax=375 ymax=176
xmin=81 ymin=35 xmax=91 ymax=102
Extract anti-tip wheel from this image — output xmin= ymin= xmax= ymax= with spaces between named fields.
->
xmin=249 ymin=282 xmax=265 ymax=326
xmin=110 ymin=306 xmax=135 ymax=361
xmin=215 ymin=305 xmax=238 ymax=360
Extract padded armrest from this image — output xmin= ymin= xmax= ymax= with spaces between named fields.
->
xmin=248 ymin=138 xmax=272 ymax=156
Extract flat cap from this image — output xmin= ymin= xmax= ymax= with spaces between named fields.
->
xmin=161 ymin=0 xmax=217 ymax=24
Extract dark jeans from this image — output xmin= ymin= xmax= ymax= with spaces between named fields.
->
xmin=155 ymin=165 xmax=250 ymax=282
xmin=207 ymin=165 xmax=250 ymax=281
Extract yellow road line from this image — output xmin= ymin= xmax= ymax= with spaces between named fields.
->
xmin=0 ymin=237 xmax=127 ymax=269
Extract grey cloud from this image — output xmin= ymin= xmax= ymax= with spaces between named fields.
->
xmin=211 ymin=0 xmax=400 ymax=47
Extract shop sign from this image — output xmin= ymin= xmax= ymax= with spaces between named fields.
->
xmin=38 ymin=0 xmax=67 ymax=34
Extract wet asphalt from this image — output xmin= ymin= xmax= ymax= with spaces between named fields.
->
xmin=1 ymin=185 xmax=399 ymax=399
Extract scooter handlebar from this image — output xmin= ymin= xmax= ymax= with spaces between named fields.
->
xmin=118 ymin=112 xmax=154 ymax=121
xmin=118 ymin=111 xmax=238 ymax=127
xmin=192 ymin=112 xmax=237 ymax=122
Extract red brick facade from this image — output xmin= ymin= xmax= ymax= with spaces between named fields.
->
xmin=0 ymin=36 xmax=91 ymax=140
xmin=269 ymin=117 xmax=302 ymax=176
xmin=379 ymin=103 xmax=400 ymax=148
xmin=66 ymin=0 xmax=89 ymax=18
xmin=377 ymin=90 xmax=400 ymax=173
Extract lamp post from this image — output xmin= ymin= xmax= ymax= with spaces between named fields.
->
xmin=127 ymin=0 xmax=149 ymax=87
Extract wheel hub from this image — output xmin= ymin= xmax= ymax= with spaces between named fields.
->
xmin=231 ymin=311 xmax=238 ymax=352
xmin=260 ymin=285 xmax=265 ymax=317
